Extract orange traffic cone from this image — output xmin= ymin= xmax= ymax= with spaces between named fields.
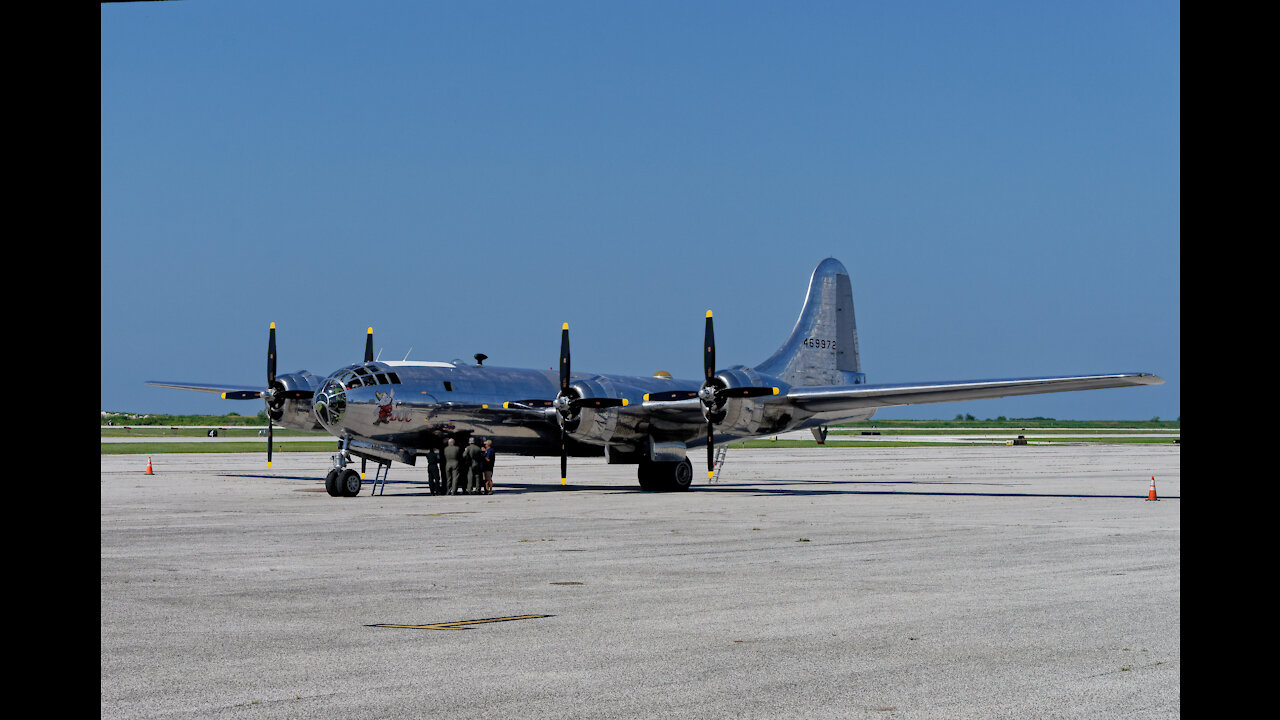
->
xmin=1146 ymin=476 xmax=1157 ymax=501
xmin=145 ymin=456 xmax=154 ymax=475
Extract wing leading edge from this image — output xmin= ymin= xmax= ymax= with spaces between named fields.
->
xmin=784 ymin=372 xmax=1163 ymax=413
xmin=145 ymin=380 xmax=264 ymax=395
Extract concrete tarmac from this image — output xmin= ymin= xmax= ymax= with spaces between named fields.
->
xmin=101 ymin=445 xmax=1180 ymax=719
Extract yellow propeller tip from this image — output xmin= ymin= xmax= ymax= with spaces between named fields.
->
xmin=706 ymin=310 xmax=713 ymax=318
xmin=621 ymin=398 xmax=629 ymax=406
xmin=220 ymin=392 xmax=227 ymax=399
xmin=562 ymin=322 xmax=569 ymax=330
xmin=270 ymin=322 xmax=276 ymax=329
xmin=708 ymin=471 xmax=714 ymax=479
xmin=503 ymin=402 xmax=511 ymax=409
xmin=367 ymin=327 xmax=373 ymax=334
xmin=772 ymin=387 xmax=780 ymax=395
xmin=643 ymin=394 xmax=650 ymax=401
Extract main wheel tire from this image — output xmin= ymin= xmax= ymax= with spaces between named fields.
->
xmin=670 ymin=458 xmax=693 ymax=491
xmin=340 ymin=468 xmax=362 ymax=497
xmin=325 ymin=469 xmax=342 ymax=496
xmin=637 ymin=462 xmax=660 ymax=491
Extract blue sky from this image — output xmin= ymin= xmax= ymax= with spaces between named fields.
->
xmin=102 ymin=1 xmax=1179 ymax=421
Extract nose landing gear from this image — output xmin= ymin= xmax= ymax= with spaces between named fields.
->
xmin=325 ymin=467 xmax=362 ymax=497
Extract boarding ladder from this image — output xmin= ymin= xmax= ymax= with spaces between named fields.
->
xmin=711 ymin=446 xmax=728 ymax=483
xmin=369 ymin=462 xmax=392 ymax=496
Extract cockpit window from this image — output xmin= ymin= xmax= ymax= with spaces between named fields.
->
xmin=374 ymin=373 xmax=388 ymax=384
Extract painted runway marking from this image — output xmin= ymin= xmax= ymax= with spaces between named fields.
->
xmin=369 ymin=614 xmax=552 ymax=630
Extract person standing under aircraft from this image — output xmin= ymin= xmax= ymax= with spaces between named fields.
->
xmin=482 ymin=439 xmax=495 ymax=494
xmin=443 ymin=438 xmax=463 ymax=495
xmin=465 ymin=437 xmax=485 ymax=495
xmin=425 ymin=448 xmax=442 ymax=495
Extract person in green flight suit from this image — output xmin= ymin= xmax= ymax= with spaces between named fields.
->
xmin=464 ymin=437 xmax=485 ymax=495
xmin=442 ymin=437 xmax=464 ymax=495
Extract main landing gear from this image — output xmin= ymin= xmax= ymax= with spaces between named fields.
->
xmin=637 ymin=457 xmax=694 ymax=492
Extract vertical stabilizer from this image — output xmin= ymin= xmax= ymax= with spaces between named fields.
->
xmin=753 ymin=258 xmax=865 ymax=387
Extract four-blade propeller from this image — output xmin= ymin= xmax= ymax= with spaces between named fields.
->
xmin=220 ymin=323 xmax=314 ymax=467
xmin=643 ymin=311 xmax=778 ymax=478
xmin=505 ymin=323 xmax=627 ymax=485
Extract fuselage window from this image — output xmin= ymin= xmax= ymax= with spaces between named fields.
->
xmin=443 ymin=381 xmax=453 ymax=392
xmin=386 ymin=372 xmax=400 ymax=384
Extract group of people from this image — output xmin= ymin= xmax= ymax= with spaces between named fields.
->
xmin=425 ymin=437 xmax=495 ymax=495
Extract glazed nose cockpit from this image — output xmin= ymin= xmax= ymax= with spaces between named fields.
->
xmin=313 ymin=363 xmax=402 ymax=427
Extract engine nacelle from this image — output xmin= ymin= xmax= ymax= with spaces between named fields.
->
xmin=270 ymin=370 xmax=324 ymax=431
xmin=564 ymin=375 xmax=646 ymax=446
xmin=711 ymin=366 xmax=793 ymax=438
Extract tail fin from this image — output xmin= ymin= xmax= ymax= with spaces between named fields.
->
xmin=753 ymin=258 xmax=866 ymax=387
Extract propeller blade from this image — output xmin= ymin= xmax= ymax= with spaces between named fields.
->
xmin=503 ymin=399 xmax=555 ymax=409
xmin=267 ymin=417 xmax=273 ymax=468
xmin=642 ymin=390 xmax=699 ymax=402
xmin=707 ymin=420 xmax=715 ymax=478
xmin=560 ymin=421 xmax=568 ymax=486
xmin=560 ymin=323 xmax=571 ymax=391
xmin=716 ymin=386 xmax=780 ymax=399
xmin=364 ymin=327 xmax=374 ymax=363
xmin=221 ymin=390 xmax=263 ymax=400
xmin=704 ymin=311 xmax=715 ymax=380
xmin=570 ymin=397 xmax=629 ymax=410
xmin=268 ymin=322 xmax=277 ymax=386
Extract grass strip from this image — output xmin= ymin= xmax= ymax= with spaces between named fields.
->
xmin=102 ymin=442 xmax=340 ymax=455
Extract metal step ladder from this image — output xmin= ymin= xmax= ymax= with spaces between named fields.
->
xmin=369 ymin=462 xmax=391 ymax=495
xmin=711 ymin=445 xmax=728 ymax=483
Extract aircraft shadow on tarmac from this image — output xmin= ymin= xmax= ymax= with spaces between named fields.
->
xmin=219 ymin=474 xmax=1178 ymax=500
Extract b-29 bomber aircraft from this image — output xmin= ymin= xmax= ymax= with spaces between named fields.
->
xmin=147 ymin=258 xmax=1162 ymax=496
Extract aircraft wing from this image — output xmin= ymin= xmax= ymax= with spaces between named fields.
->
xmin=783 ymin=372 xmax=1163 ymax=413
xmin=145 ymin=380 xmax=263 ymax=395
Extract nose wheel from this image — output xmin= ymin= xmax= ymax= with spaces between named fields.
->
xmin=325 ymin=467 xmax=362 ymax=497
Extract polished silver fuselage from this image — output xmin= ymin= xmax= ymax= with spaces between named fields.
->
xmin=278 ymin=360 xmax=871 ymax=459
